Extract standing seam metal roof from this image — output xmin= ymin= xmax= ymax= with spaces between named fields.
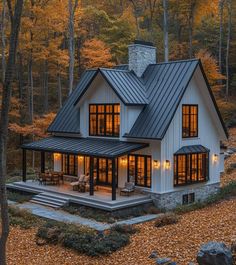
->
xmin=175 ymin=145 xmax=210 ymax=155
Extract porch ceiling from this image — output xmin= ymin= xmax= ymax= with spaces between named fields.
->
xmin=22 ymin=136 xmax=149 ymax=158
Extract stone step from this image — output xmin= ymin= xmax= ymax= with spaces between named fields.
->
xmin=33 ymin=194 xmax=68 ymax=205
xmin=30 ymin=200 xmax=61 ymax=209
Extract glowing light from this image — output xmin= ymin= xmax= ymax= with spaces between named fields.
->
xmin=53 ymin=153 xmax=61 ymax=160
xmin=213 ymin=154 xmax=218 ymax=163
xmin=121 ymin=157 xmax=127 ymax=166
xmin=165 ymin=160 xmax=171 ymax=170
xmin=153 ymin=160 xmax=160 ymax=169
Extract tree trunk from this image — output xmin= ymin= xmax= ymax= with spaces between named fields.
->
xmin=57 ymin=70 xmax=62 ymax=108
xmin=0 ymin=1 xmax=24 ymax=264
xmin=43 ymin=59 xmax=49 ymax=113
xmin=188 ymin=0 xmax=196 ymax=59
xmin=28 ymin=55 xmax=34 ymax=124
xmin=218 ymin=0 xmax=224 ymax=74
xmin=226 ymin=0 xmax=232 ymax=99
xmin=163 ymin=0 xmax=168 ymax=62
xmin=68 ymin=0 xmax=78 ymax=95
xmin=1 ymin=0 xmax=6 ymax=82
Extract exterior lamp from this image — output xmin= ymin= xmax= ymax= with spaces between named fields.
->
xmin=53 ymin=153 xmax=61 ymax=160
xmin=121 ymin=157 xmax=127 ymax=166
xmin=213 ymin=154 xmax=219 ymax=163
xmin=78 ymin=156 xmax=84 ymax=161
xmin=165 ymin=160 xmax=171 ymax=170
xmin=153 ymin=160 xmax=160 ymax=169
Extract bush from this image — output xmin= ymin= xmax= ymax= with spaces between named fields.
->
xmin=9 ymin=206 xmax=42 ymax=229
xmin=154 ymin=213 xmax=180 ymax=228
xmin=37 ymin=220 xmax=132 ymax=256
xmin=112 ymin=224 xmax=138 ymax=234
xmin=7 ymin=190 xmax=33 ymax=203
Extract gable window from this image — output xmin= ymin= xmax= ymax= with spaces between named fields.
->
xmin=128 ymin=155 xmax=151 ymax=188
xmin=174 ymin=152 xmax=209 ymax=186
xmin=182 ymin=105 xmax=198 ymax=138
xmin=89 ymin=104 xmax=120 ymax=137
xmin=62 ymin=154 xmax=78 ymax=176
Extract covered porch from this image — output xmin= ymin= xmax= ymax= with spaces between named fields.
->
xmin=21 ymin=136 xmax=149 ymax=201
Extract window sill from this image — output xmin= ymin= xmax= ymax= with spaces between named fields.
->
xmin=182 ymin=137 xmax=200 ymax=140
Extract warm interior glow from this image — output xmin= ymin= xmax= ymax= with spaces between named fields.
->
xmin=54 ymin=153 xmax=61 ymax=160
xmin=165 ymin=160 xmax=171 ymax=169
xmin=153 ymin=160 xmax=160 ymax=169
xmin=121 ymin=157 xmax=127 ymax=166
xmin=78 ymin=156 xmax=84 ymax=161
xmin=213 ymin=154 xmax=218 ymax=163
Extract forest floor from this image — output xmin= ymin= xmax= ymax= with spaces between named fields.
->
xmin=6 ymin=128 xmax=236 ymax=265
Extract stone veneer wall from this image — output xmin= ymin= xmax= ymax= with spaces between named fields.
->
xmin=150 ymin=183 xmax=220 ymax=210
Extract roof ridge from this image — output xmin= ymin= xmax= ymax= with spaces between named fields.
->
xmin=99 ymin=67 xmax=130 ymax=72
xmin=148 ymin=58 xmax=199 ymax=66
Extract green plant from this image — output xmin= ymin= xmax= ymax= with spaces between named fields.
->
xmin=112 ymin=224 xmax=138 ymax=234
xmin=154 ymin=213 xmax=180 ymax=228
xmin=7 ymin=190 xmax=33 ymax=203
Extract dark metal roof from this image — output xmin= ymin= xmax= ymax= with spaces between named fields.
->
xmin=73 ymin=68 xmax=148 ymax=106
xmin=48 ymin=70 xmax=97 ymax=133
xmin=22 ymin=137 xmax=149 ymax=158
xmin=126 ymin=59 xmax=199 ymax=139
xmin=175 ymin=145 xmax=210 ymax=155
xmin=113 ymin=64 xmax=129 ymax=70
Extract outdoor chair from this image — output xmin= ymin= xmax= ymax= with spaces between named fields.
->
xmin=70 ymin=174 xmax=85 ymax=191
xmin=120 ymin=182 xmax=135 ymax=196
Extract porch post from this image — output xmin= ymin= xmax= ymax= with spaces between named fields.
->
xmin=89 ymin=157 xmax=94 ymax=196
xmin=22 ymin=149 xmax=26 ymax=182
xmin=112 ymin=158 xmax=116 ymax=201
xmin=41 ymin=151 xmax=45 ymax=173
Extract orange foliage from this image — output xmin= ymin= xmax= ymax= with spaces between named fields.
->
xmin=9 ymin=113 xmax=56 ymax=138
xmin=81 ymin=38 xmax=114 ymax=69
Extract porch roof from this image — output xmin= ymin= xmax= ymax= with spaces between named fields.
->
xmin=175 ymin=145 xmax=210 ymax=155
xmin=22 ymin=136 xmax=149 ymax=158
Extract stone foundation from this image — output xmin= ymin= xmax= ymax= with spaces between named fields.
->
xmin=150 ymin=183 xmax=220 ymax=210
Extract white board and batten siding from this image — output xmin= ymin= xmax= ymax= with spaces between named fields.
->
xmin=160 ymin=68 xmax=225 ymax=193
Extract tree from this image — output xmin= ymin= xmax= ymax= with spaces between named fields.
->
xmin=68 ymin=0 xmax=79 ymax=95
xmin=81 ymin=38 xmax=114 ymax=69
xmin=1 ymin=0 xmax=6 ymax=82
xmin=218 ymin=0 xmax=225 ymax=74
xmin=225 ymin=0 xmax=232 ymax=99
xmin=163 ymin=0 xmax=169 ymax=61
xmin=0 ymin=1 xmax=24 ymax=264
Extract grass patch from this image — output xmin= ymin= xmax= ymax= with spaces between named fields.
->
xmin=154 ymin=213 xmax=180 ymax=228
xmin=174 ymin=181 xmax=236 ymax=214
xmin=7 ymin=190 xmax=33 ymax=203
xmin=9 ymin=206 xmax=43 ymax=229
xmin=62 ymin=203 xmax=160 ymax=223
xmin=36 ymin=220 xmax=134 ymax=256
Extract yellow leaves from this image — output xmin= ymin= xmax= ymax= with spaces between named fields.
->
xmin=9 ymin=113 xmax=56 ymax=138
xmin=81 ymin=38 xmax=114 ymax=69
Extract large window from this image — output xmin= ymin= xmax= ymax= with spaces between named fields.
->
xmin=89 ymin=104 xmax=120 ymax=137
xmin=62 ymin=154 xmax=78 ymax=176
xmin=174 ymin=152 xmax=209 ymax=186
xmin=182 ymin=105 xmax=198 ymax=138
xmin=128 ymin=155 xmax=151 ymax=188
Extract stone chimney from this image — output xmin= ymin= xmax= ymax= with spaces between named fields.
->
xmin=128 ymin=40 xmax=156 ymax=77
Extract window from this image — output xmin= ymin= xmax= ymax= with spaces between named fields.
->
xmin=174 ymin=152 xmax=209 ymax=186
xmin=128 ymin=155 xmax=151 ymax=188
xmin=182 ymin=193 xmax=195 ymax=205
xmin=182 ymin=105 xmax=198 ymax=138
xmin=62 ymin=154 xmax=78 ymax=176
xmin=89 ymin=104 xmax=120 ymax=137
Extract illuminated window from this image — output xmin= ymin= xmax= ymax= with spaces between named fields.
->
xmin=128 ymin=155 xmax=151 ymax=188
xmin=89 ymin=104 xmax=120 ymax=137
xmin=62 ymin=154 xmax=78 ymax=176
xmin=182 ymin=105 xmax=198 ymax=138
xmin=174 ymin=153 xmax=209 ymax=186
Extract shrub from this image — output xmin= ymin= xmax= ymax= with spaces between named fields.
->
xmin=154 ymin=213 xmax=180 ymax=228
xmin=7 ymin=190 xmax=33 ymax=203
xmin=37 ymin=220 xmax=132 ymax=256
xmin=9 ymin=206 xmax=42 ymax=229
xmin=112 ymin=224 xmax=138 ymax=235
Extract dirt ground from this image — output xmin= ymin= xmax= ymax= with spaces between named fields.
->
xmin=6 ymin=128 xmax=236 ymax=265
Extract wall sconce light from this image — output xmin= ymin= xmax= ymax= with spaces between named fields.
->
xmin=213 ymin=154 xmax=218 ymax=163
xmin=165 ymin=160 xmax=171 ymax=170
xmin=53 ymin=153 xmax=61 ymax=160
xmin=153 ymin=160 xmax=160 ymax=169
xmin=121 ymin=157 xmax=127 ymax=166
xmin=78 ymin=156 xmax=84 ymax=161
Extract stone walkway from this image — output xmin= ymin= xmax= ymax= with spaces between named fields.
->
xmin=10 ymin=201 xmax=161 ymax=231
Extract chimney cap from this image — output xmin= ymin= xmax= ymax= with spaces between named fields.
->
xmin=134 ymin=39 xmax=154 ymax=47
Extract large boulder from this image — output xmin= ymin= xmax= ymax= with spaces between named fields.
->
xmin=197 ymin=242 xmax=233 ymax=265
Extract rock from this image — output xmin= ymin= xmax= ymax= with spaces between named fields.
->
xmin=156 ymin=257 xmax=171 ymax=264
xmin=149 ymin=250 xmax=158 ymax=259
xmin=197 ymin=241 xmax=233 ymax=265
xmin=229 ymin=163 xmax=236 ymax=169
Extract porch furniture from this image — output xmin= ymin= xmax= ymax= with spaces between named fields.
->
xmin=120 ymin=182 xmax=135 ymax=196
xmin=70 ymin=174 xmax=85 ymax=191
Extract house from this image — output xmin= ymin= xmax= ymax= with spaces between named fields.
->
xmin=19 ymin=40 xmax=228 ymax=210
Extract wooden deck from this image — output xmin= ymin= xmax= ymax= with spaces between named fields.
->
xmin=7 ymin=180 xmax=153 ymax=211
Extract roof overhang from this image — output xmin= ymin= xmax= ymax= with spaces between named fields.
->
xmin=22 ymin=137 xmax=149 ymax=158
xmin=175 ymin=145 xmax=210 ymax=155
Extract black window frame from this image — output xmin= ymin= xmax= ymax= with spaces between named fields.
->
xmin=61 ymin=154 xmax=78 ymax=176
xmin=127 ymin=154 xmax=152 ymax=188
xmin=182 ymin=104 xmax=198 ymax=138
xmin=174 ymin=152 xmax=209 ymax=187
xmin=89 ymin=103 xmax=120 ymax=137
